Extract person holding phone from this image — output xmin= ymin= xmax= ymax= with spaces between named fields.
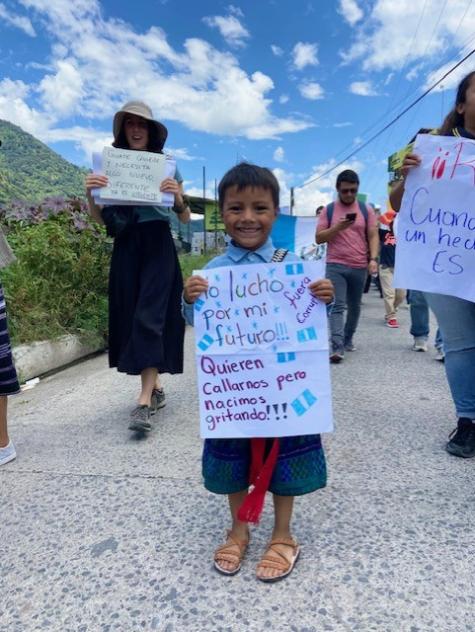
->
xmin=316 ymin=169 xmax=379 ymax=362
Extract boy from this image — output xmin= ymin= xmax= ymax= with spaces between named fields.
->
xmin=184 ymin=163 xmax=334 ymax=582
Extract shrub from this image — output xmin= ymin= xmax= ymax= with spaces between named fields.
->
xmin=0 ymin=195 xmax=220 ymax=348
xmin=178 ymin=252 xmax=217 ymax=280
xmin=0 ymin=197 xmax=110 ymax=347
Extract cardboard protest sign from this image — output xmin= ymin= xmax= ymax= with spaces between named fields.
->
xmin=92 ymin=147 xmax=175 ymax=206
xmin=394 ymin=134 xmax=475 ymax=302
xmin=194 ymin=260 xmax=333 ymax=438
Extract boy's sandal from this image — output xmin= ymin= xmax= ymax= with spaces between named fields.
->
xmin=256 ymin=537 xmax=300 ymax=583
xmin=214 ymin=530 xmax=250 ymax=576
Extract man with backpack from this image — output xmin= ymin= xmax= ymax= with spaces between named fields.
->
xmin=316 ymin=169 xmax=379 ymax=363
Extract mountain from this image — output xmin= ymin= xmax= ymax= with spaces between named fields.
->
xmin=0 ymin=119 xmax=87 ymax=204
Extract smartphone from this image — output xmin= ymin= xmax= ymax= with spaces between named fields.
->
xmin=345 ymin=212 xmax=357 ymax=221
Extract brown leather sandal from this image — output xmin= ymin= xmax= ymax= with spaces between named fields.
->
xmin=256 ymin=537 xmax=300 ymax=583
xmin=214 ymin=530 xmax=250 ymax=576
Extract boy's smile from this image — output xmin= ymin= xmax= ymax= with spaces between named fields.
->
xmin=222 ymin=185 xmax=277 ymax=251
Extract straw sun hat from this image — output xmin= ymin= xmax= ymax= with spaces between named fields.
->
xmin=113 ymin=101 xmax=168 ymax=147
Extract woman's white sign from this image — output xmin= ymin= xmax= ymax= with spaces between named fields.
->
xmin=394 ymin=134 xmax=475 ymax=302
xmin=92 ymin=147 xmax=174 ymax=206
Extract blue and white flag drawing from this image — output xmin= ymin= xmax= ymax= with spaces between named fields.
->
xmin=271 ymin=214 xmax=327 ymax=261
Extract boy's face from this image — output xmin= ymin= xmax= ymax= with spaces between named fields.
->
xmin=221 ymin=185 xmax=277 ymax=251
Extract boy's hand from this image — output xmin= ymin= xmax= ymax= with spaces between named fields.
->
xmin=184 ymin=275 xmax=208 ymax=304
xmin=308 ymin=279 xmax=334 ymax=304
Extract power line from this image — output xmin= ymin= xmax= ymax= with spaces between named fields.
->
xmin=383 ymin=0 xmax=448 ymax=154
xmin=298 ymin=46 xmax=475 ymax=189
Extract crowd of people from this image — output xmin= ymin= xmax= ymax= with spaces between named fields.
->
xmin=0 ymin=72 xmax=474 ymax=582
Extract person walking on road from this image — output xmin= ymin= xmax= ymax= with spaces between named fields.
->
xmin=316 ymin=169 xmax=379 ymax=362
xmin=0 ymin=138 xmax=21 ymax=466
xmin=85 ymin=101 xmax=190 ymax=434
xmin=378 ymin=208 xmax=405 ymax=328
xmin=390 ymin=71 xmax=475 ymax=457
xmin=407 ymin=290 xmax=444 ymax=358
xmin=0 ymin=284 xmax=20 ymax=467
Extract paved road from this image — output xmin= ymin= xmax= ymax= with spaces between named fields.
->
xmin=1 ymin=289 xmax=474 ymax=632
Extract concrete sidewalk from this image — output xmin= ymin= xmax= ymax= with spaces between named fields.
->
xmin=1 ymin=290 xmax=474 ymax=632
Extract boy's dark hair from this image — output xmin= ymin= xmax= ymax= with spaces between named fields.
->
xmin=218 ymin=162 xmax=279 ymax=210
xmin=336 ymin=169 xmax=359 ymax=188
xmin=439 ymin=71 xmax=475 ymax=136
xmin=112 ymin=120 xmax=164 ymax=153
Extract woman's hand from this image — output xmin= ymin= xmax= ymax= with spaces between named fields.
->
xmin=401 ymin=153 xmax=421 ymax=179
xmin=85 ymin=173 xmax=108 ymax=193
xmin=184 ymin=275 xmax=209 ymax=304
xmin=160 ymin=177 xmax=181 ymax=197
xmin=308 ymin=279 xmax=334 ymax=304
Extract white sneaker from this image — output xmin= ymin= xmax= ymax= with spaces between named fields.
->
xmin=0 ymin=440 xmax=16 ymax=466
xmin=412 ymin=338 xmax=428 ymax=352
xmin=435 ymin=349 xmax=445 ymax=362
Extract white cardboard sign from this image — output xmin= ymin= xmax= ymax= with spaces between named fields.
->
xmin=394 ymin=134 xmax=475 ymax=302
xmin=92 ymin=147 xmax=175 ymax=206
xmin=194 ymin=260 xmax=333 ymax=438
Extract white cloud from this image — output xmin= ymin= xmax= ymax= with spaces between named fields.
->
xmin=0 ymin=3 xmax=36 ymax=36
xmin=292 ymin=158 xmax=364 ymax=214
xmin=333 ymin=121 xmax=352 ymax=128
xmin=279 ymin=94 xmax=289 ymax=104
xmin=273 ymin=146 xmax=285 ymax=162
xmin=227 ymin=5 xmax=244 ymax=17
xmin=299 ymin=82 xmax=325 ymax=100
xmin=349 ymin=81 xmax=378 ymax=96
xmin=167 ymin=147 xmax=202 ymax=161
xmin=1 ymin=2 xmax=312 ymax=151
xmin=272 ymin=158 xmax=364 ymax=215
xmin=423 ymin=48 xmax=475 ymax=91
xmin=384 ymin=72 xmax=394 ymax=85
xmin=337 ymin=0 xmax=363 ymax=26
xmin=271 ymin=44 xmax=284 ymax=57
xmin=292 ymin=42 xmax=319 ymax=70
xmin=184 ymin=185 xmax=216 ymax=199
xmin=39 ymin=59 xmax=84 ymax=116
xmin=340 ymin=0 xmax=475 ymax=72
xmin=44 ymin=127 xmax=112 ymax=164
xmin=203 ymin=14 xmax=250 ymax=48
xmin=0 ymin=79 xmax=50 ymax=137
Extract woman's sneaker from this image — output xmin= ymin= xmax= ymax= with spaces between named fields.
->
xmin=150 ymin=388 xmax=166 ymax=415
xmin=446 ymin=418 xmax=475 ymax=458
xmin=128 ymin=405 xmax=151 ymax=432
xmin=0 ymin=440 xmax=16 ymax=466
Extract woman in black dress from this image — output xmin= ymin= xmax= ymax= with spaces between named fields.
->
xmin=86 ymin=101 xmax=189 ymax=433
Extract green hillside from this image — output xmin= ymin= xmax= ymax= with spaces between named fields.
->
xmin=0 ymin=119 xmax=87 ymax=203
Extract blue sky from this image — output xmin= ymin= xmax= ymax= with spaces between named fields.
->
xmin=1 ymin=0 xmax=475 ymax=213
